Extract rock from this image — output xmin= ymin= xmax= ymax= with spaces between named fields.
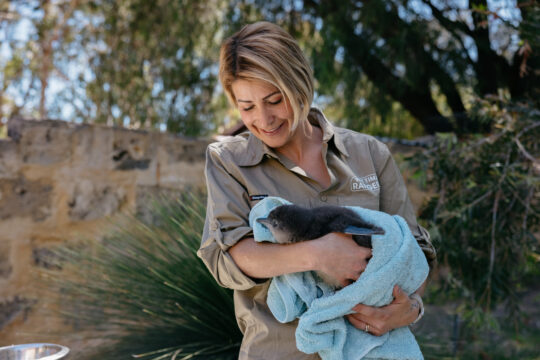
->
xmin=0 ymin=176 xmax=53 ymax=222
xmin=0 ymin=296 xmax=35 ymax=330
xmin=6 ymin=117 xmax=24 ymax=142
xmin=71 ymin=125 xmax=114 ymax=169
xmin=32 ymin=247 xmax=62 ymax=270
xmin=0 ymin=241 xmax=12 ymax=279
xmin=163 ymin=136 xmax=207 ymax=164
xmin=112 ymin=129 xmax=155 ymax=171
xmin=0 ymin=139 xmax=20 ymax=178
xmin=114 ymin=154 xmax=151 ymax=170
xmin=68 ymin=180 xmax=127 ymax=221
xmin=9 ymin=118 xmax=74 ymax=165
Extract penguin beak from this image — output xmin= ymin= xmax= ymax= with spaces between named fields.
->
xmin=256 ymin=218 xmax=272 ymax=229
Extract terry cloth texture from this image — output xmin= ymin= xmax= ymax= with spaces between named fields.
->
xmin=249 ymin=196 xmax=430 ymax=360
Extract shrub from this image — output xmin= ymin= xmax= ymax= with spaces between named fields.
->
xmin=39 ymin=192 xmax=241 ymax=359
xmin=409 ymin=97 xmax=539 ymax=328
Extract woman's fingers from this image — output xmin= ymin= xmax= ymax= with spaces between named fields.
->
xmin=345 ymin=313 xmax=385 ymax=336
xmin=345 ymin=313 xmax=366 ymax=331
xmin=347 ymin=286 xmax=417 ymax=335
xmin=313 ymin=232 xmax=372 ymax=286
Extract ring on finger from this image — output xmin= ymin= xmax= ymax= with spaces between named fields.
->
xmin=365 ymin=324 xmax=370 ymax=332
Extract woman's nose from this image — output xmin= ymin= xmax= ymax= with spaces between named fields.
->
xmin=256 ymin=106 xmax=274 ymax=127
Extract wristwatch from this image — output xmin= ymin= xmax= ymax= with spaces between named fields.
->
xmin=409 ymin=293 xmax=424 ymax=325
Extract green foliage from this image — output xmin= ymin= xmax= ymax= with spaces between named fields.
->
xmin=39 ymin=192 xmax=241 ymax=360
xmin=256 ymin=0 xmax=538 ymax=134
xmin=1 ymin=1 xmax=227 ymax=135
xmin=3 ymin=1 xmax=538 ymax=136
xmin=79 ymin=0 xmax=226 ymax=135
xmin=409 ymin=97 xmax=540 ymax=326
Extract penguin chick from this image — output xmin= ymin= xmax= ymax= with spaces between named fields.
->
xmin=256 ymin=204 xmax=385 ymax=288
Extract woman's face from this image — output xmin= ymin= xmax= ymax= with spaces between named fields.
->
xmin=231 ymin=79 xmax=295 ymax=148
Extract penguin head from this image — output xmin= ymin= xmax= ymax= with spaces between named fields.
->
xmin=256 ymin=206 xmax=299 ymax=243
xmin=256 ymin=217 xmax=281 ymax=230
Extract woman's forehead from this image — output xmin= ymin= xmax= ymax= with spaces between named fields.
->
xmin=232 ymin=79 xmax=280 ymax=101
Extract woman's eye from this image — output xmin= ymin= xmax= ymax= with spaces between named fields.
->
xmin=241 ymin=98 xmax=281 ymax=111
xmin=268 ymin=98 xmax=282 ymax=105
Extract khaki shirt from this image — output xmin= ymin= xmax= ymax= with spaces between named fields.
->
xmin=198 ymin=108 xmax=436 ymax=360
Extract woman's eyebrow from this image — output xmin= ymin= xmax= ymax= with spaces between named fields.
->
xmin=237 ymin=90 xmax=281 ymax=103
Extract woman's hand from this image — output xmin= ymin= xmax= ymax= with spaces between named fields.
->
xmin=310 ymin=232 xmax=372 ymax=288
xmin=345 ymin=285 xmax=420 ymax=336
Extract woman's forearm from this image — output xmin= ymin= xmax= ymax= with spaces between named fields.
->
xmin=228 ymin=233 xmax=372 ymax=286
xmin=228 ymin=237 xmax=318 ymax=279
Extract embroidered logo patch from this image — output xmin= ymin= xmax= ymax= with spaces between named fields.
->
xmin=249 ymin=194 xmax=268 ymax=201
xmin=351 ymin=174 xmax=380 ymax=192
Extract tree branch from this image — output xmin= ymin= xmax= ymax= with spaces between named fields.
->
xmin=310 ymin=1 xmax=454 ymax=132
xmin=420 ymin=0 xmax=476 ymax=67
xmin=422 ymin=0 xmax=474 ymax=37
xmin=484 ymin=149 xmax=512 ymax=309
xmin=342 ymin=32 xmax=452 ymax=132
xmin=469 ymin=0 xmax=512 ymax=96
xmin=514 ymin=137 xmax=539 ymax=164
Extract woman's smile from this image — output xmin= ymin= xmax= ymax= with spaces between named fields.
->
xmin=260 ymin=122 xmax=284 ymax=135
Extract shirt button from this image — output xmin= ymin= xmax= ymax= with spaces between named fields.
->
xmin=320 ymin=194 xmax=327 ymax=202
xmin=210 ymin=221 xmax=219 ymax=231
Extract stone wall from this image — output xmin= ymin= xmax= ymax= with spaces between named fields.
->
xmin=0 ymin=117 xmax=210 ymax=345
xmin=0 ymin=117 xmax=430 ymax=349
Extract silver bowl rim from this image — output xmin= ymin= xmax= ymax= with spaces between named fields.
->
xmin=0 ymin=343 xmax=70 ymax=360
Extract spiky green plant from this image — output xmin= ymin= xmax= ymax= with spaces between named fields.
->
xmin=39 ymin=192 xmax=241 ymax=359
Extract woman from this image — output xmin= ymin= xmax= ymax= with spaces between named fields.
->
xmin=198 ymin=21 xmax=436 ymax=360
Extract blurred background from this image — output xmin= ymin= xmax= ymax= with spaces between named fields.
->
xmin=0 ymin=0 xmax=538 ymax=359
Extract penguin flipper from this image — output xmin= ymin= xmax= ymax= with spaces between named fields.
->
xmin=344 ymin=225 xmax=385 ymax=248
xmin=343 ymin=225 xmax=385 ymax=236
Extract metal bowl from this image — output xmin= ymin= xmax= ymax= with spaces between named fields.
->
xmin=0 ymin=343 xmax=69 ymax=360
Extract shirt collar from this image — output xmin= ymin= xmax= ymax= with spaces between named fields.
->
xmin=237 ymin=107 xmax=349 ymax=167
xmin=310 ymin=107 xmax=349 ymax=157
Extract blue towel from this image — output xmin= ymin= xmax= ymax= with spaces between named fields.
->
xmin=249 ymin=197 xmax=429 ymax=360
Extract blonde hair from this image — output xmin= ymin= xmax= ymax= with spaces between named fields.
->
xmin=219 ymin=21 xmax=314 ymax=132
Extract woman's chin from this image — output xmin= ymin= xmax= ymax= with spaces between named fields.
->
xmin=258 ymin=135 xmax=288 ymax=149
xmin=253 ymin=125 xmax=291 ymax=148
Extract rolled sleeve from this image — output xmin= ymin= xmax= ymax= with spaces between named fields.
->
xmin=371 ymin=140 xmax=437 ymax=267
xmin=414 ymin=224 xmax=437 ymax=267
xmin=197 ymin=144 xmax=261 ymax=290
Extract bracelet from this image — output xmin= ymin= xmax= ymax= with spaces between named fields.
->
xmin=409 ymin=293 xmax=424 ymax=325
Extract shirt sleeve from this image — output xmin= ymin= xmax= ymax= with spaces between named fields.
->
xmin=370 ymin=140 xmax=437 ymax=268
xmin=197 ymin=144 xmax=264 ymax=290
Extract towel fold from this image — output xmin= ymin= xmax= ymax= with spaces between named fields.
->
xmin=249 ymin=197 xmax=429 ymax=360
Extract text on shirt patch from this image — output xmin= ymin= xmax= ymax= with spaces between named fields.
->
xmin=249 ymin=194 xmax=268 ymax=201
xmin=351 ymin=174 xmax=380 ymax=192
